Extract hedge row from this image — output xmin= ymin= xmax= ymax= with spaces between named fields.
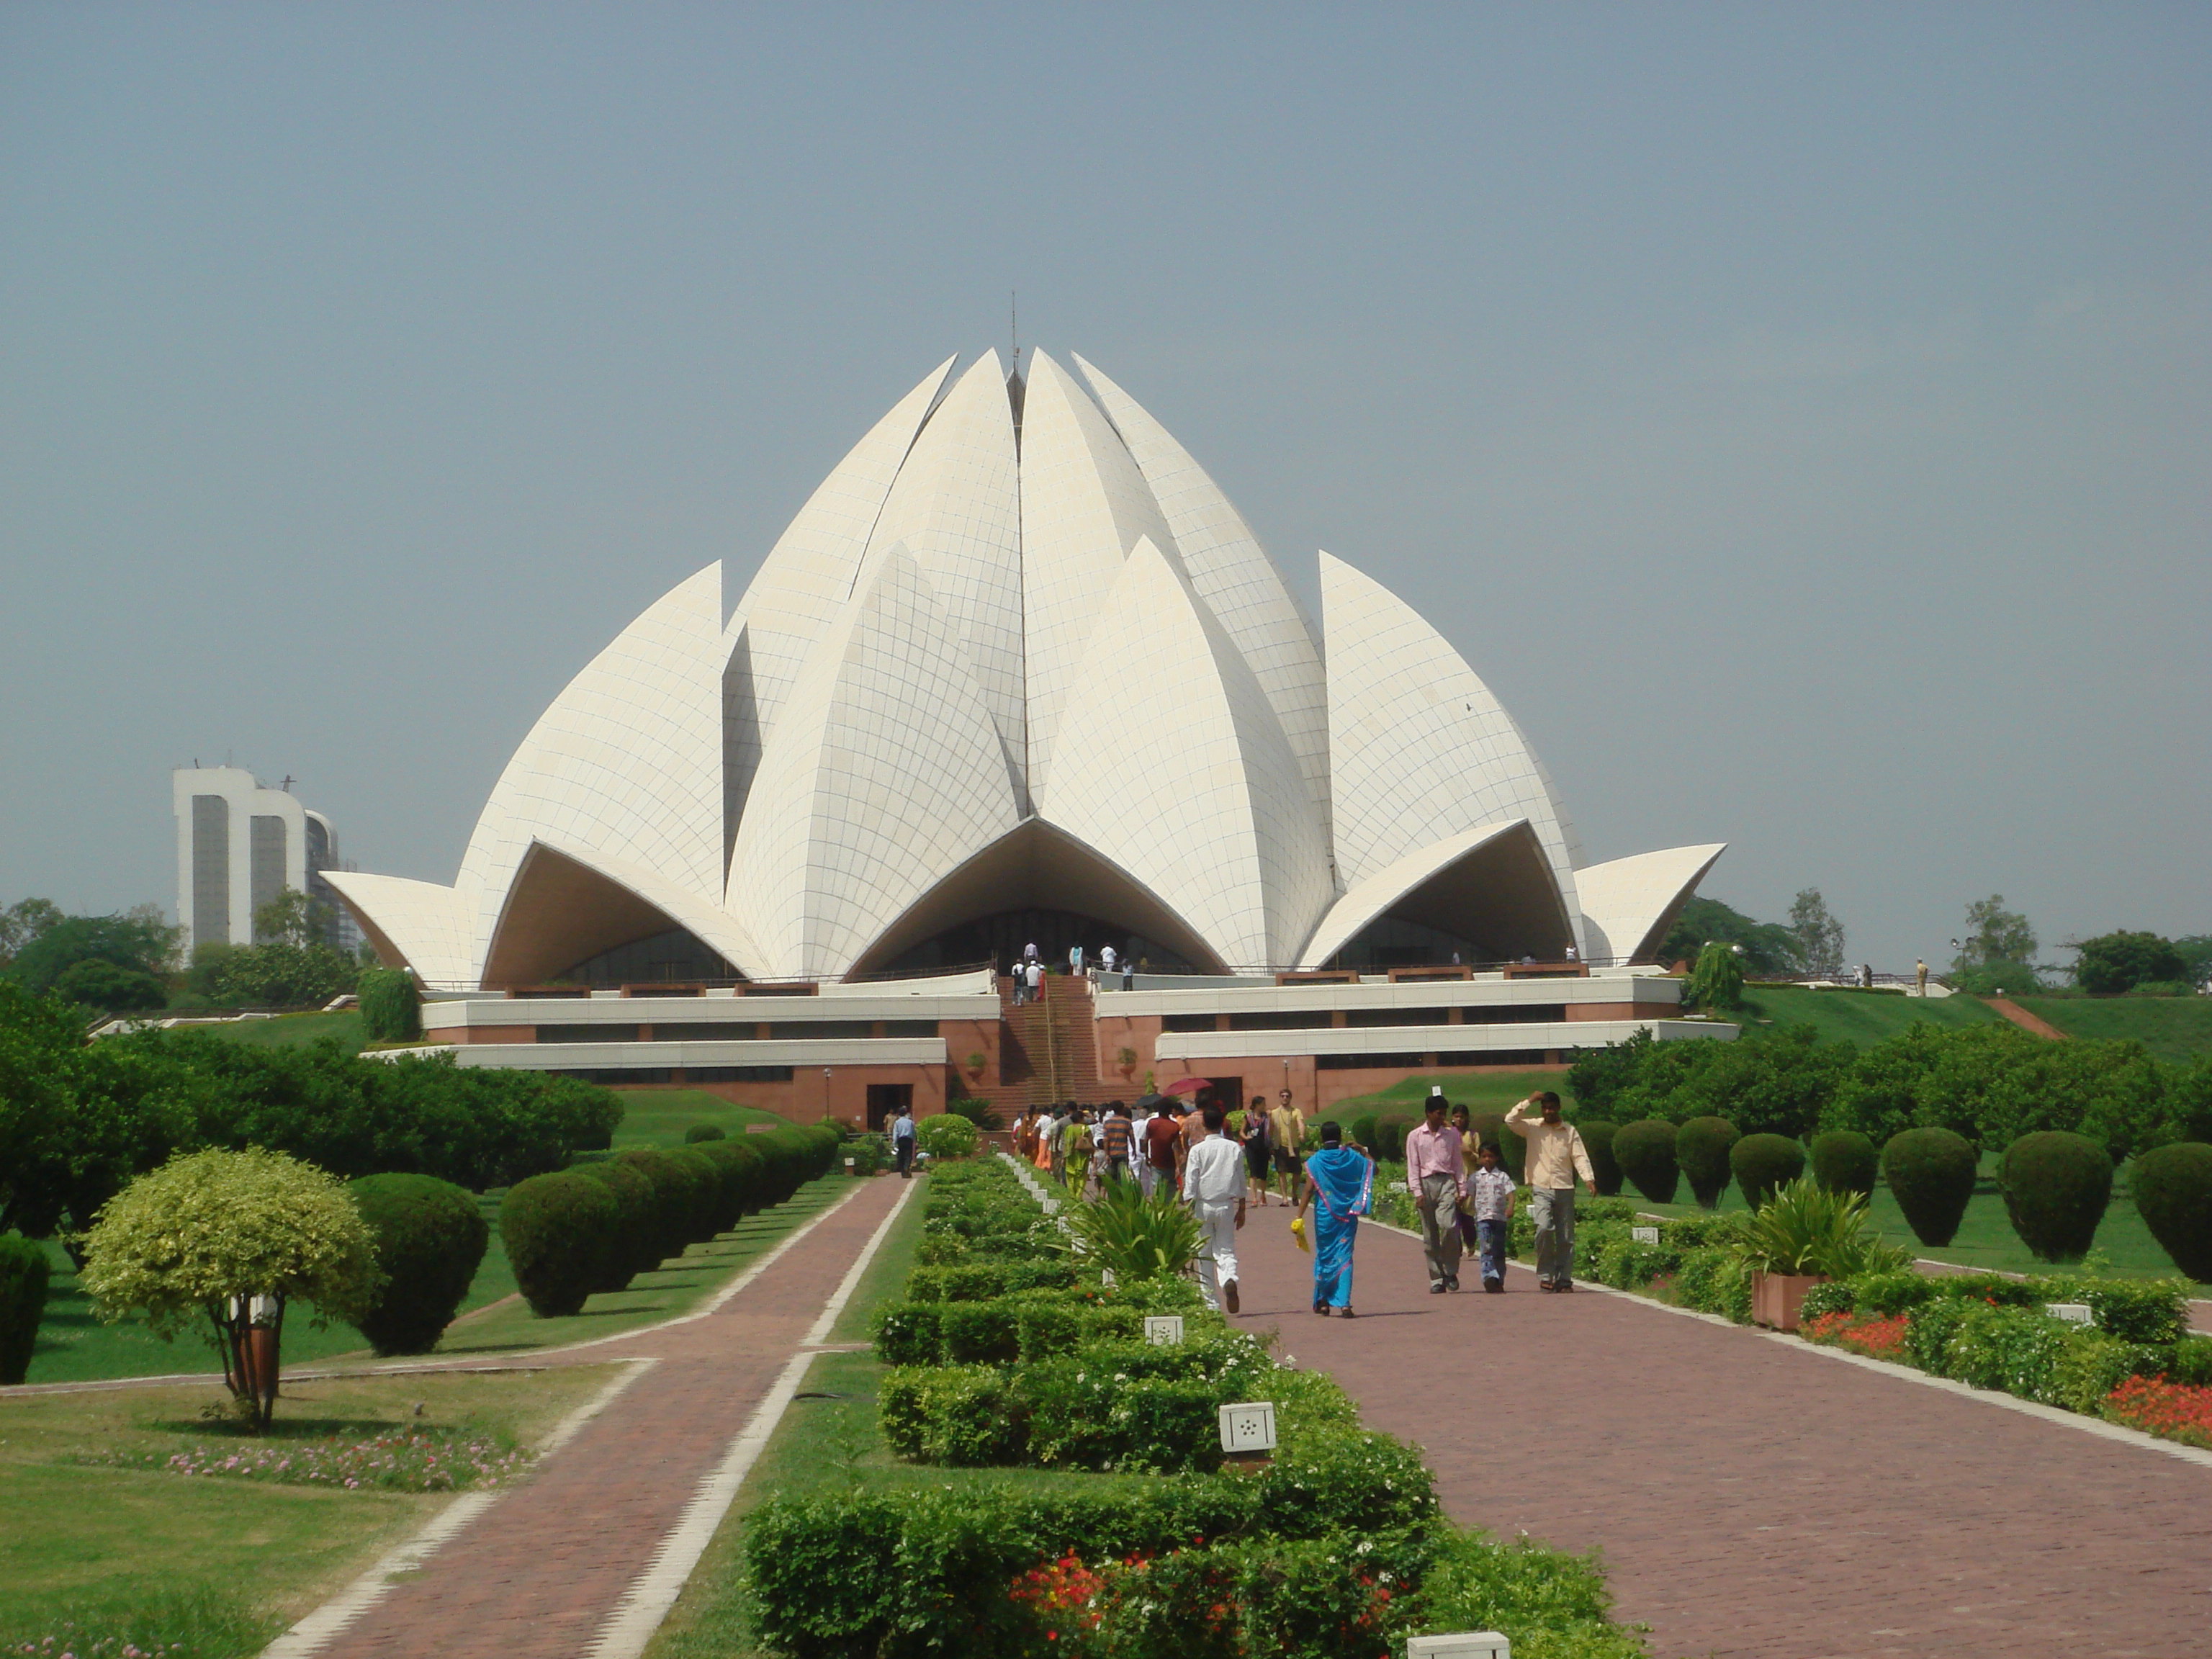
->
xmin=500 ymin=1125 xmax=841 ymax=1317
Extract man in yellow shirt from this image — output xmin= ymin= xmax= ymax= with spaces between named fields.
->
xmin=1268 ymin=1087 xmax=1307 ymax=1207
xmin=1503 ymin=1090 xmax=1596 ymax=1292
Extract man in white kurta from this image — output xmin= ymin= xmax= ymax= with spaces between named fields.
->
xmin=1181 ymin=1102 xmax=1249 ymax=1313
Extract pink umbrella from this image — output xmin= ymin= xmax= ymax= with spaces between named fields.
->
xmin=1162 ymin=1077 xmax=1210 ymax=1097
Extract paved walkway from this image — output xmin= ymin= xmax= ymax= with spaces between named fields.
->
xmin=290 ymin=1174 xmax=911 ymax=1659
xmin=1229 ymin=1197 xmax=2212 ymax=1659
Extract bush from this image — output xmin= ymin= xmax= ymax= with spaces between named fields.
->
xmin=611 ymin=1149 xmax=697 ymax=1265
xmin=1371 ymin=1117 xmax=1406 ymax=1162
xmin=1349 ymin=1112 xmax=1380 ymax=1156
xmin=2073 ymin=931 xmax=2188 ymax=995
xmin=1730 ymin=1134 xmax=1806 ymax=1211
xmin=500 ymin=1171 xmax=621 ymax=1317
xmin=570 ymin=1157 xmax=659 ymax=1285
xmin=684 ymin=1123 xmax=726 ymax=1143
xmin=1808 ymin=1130 xmax=1878 ymax=1197
xmin=356 ymin=967 xmax=421 ymax=1043
xmin=1576 ymin=1119 xmax=1623 ymax=1196
xmin=1672 ymin=1246 xmax=1753 ymax=1322
xmin=54 ymin=958 xmax=168 ymax=1012
xmin=1613 ymin=1120 xmax=1679 ymax=1204
xmin=1676 ymin=1117 xmax=1740 ymax=1208
xmin=691 ymin=1138 xmax=768 ymax=1231
xmin=0 ymin=1235 xmax=51 ymax=1385
xmin=2131 ymin=1143 xmax=2212 ymax=1282
xmin=346 ymin=1173 xmax=488 ymax=1355
xmin=1881 ymin=1126 xmax=1978 ymax=1246
xmin=917 ymin=1114 xmax=979 ymax=1160
xmin=2000 ymin=1131 xmax=2113 ymax=1262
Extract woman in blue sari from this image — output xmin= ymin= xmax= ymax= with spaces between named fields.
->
xmin=1298 ymin=1120 xmax=1372 ymax=1317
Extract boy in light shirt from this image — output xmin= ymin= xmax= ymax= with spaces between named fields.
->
xmin=1467 ymin=1141 xmax=1516 ymax=1292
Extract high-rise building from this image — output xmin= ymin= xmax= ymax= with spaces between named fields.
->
xmin=171 ymin=766 xmax=354 ymax=953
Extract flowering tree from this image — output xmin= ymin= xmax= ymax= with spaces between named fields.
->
xmin=80 ymin=1147 xmax=382 ymax=1429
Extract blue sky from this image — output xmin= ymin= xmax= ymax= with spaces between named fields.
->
xmin=3 ymin=3 xmax=2206 ymax=968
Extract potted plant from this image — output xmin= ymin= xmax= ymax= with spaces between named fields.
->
xmin=1743 ymin=1177 xmax=1912 ymax=1331
xmin=1116 ymin=1045 xmax=1138 ymax=1079
xmin=965 ymin=1050 xmax=988 ymax=1081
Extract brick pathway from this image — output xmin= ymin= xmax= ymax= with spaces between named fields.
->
xmin=297 ymin=1175 xmax=909 ymax=1659
xmin=1229 ymin=1197 xmax=2212 ymax=1659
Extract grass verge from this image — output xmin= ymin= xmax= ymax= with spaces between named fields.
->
xmin=2010 ymin=994 xmax=2212 ymax=1063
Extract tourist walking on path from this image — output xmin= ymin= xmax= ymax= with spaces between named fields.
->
xmin=1298 ymin=1120 xmax=1372 ymax=1316
xmin=1037 ymin=1104 xmax=1065 ymax=1179
xmin=1181 ymin=1102 xmax=1247 ymax=1313
xmin=1064 ymin=1107 xmax=1094 ymax=1192
xmin=1406 ymin=1089 xmax=1467 ymax=1292
xmin=1097 ymin=1102 xmax=1133 ymax=1185
xmin=891 ymin=1105 xmax=916 ymax=1178
xmin=1449 ymin=1102 xmax=1482 ymax=1254
xmin=1467 ymin=1141 xmax=1516 ymax=1291
xmin=1503 ymin=1090 xmax=1596 ymax=1292
xmin=1026 ymin=959 xmax=1044 ymax=1004
xmin=1141 ymin=1099 xmax=1181 ymax=1197
xmin=1268 ymin=1087 xmax=1307 ymax=1206
xmin=1244 ymin=1094 xmax=1274 ymax=1205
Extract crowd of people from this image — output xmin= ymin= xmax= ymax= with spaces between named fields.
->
xmin=1007 ymin=1084 xmax=1596 ymax=1318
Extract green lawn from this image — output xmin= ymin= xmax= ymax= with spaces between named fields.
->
xmin=1732 ymin=983 xmax=2004 ymax=1043
xmin=0 ymin=1364 xmax=617 ymax=1658
xmin=1328 ymin=1069 xmax=1576 ymax=1125
xmin=1624 ymin=1156 xmax=2209 ymax=1290
xmin=2010 ymin=995 xmax=2212 ymax=1063
xmin=196 ymin=1008 xmax=369 ymax=1053
xmin=608 ymin=1087 xmax=789 ymax=1147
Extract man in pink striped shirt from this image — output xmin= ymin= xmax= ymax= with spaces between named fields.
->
xmin=1403 ymin=1089 xmax=1467 ymax=1292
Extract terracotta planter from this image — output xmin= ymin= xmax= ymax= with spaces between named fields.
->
xmin=1752 ymin=1270 xmax=1828 ymax=1332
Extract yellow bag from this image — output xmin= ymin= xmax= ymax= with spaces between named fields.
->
xmin=1290 ymin=1215 xmax=1310 ymax=1254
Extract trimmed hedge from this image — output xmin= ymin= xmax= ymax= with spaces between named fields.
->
xmin=0 ymin=1235 xmax=51 ymax=1385
xmin=1577 ymin=1119 xmax=1624 ymax=1196
xmin=1676 ymin=1117 xmax=1740 ymax=1209
xmin=346 ymin=1172 xmax=488 ymax=1355
xmin=2130 ymin=1142 xmax=2212 ymax=1282
xmin=1880 ymin=1127 xmax=1978 ymax=1246
xmin=1614 ymin=1119 xmax=1680 ymax=1204
xmin=916 ymin=1114 xmax=978 ymax=1161
xmin=1730 ymin=1135 xmax=1806 ymax=1211
xmin=571 ymin=1158 xmax=661 ymax=1285
xmin=684 ymin=1123 xmax=727 ymax=1144
xmin=500 ymin=1171 xmax=621 ymax=1317
xmin=2000 ymin=1131 xmax=2113 ymax=1262
xmin=1808 ymin=1130 xmax=1879 ymax=1198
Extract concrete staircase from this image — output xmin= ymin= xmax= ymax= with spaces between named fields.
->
xmin=969 ymin=974 xmax=1121 ymax=1115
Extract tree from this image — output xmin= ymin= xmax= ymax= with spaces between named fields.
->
xmin=1952 ymin=896 xmax=2037 ymax=977
xmin=78 ymin=1148 xmax=382 ymax=1429
xmin=1787 ymin=889 xmax=1848 ymax=980
xmin=53 ymin=959 xmax=168 ymax=1014
xmin=2071 ymin=932 xmax=2189 ymax=995
xmin=253 ymin=886 xmax=336 ymax=948
xmin=1685 ymin=940 xmax=1745 ymax=1012
xmin=0 ymin=898 xmax=64 ymax=968
xmin=205 ymin=940 xmax=358 ymax=1007
xmin=2173 ymin=936 xmax=2212 ymax=989
xmin=1655 ymin=897 xmax=1799 ymax=976
xmin=6 ymin=908 xmax=183 ymax=995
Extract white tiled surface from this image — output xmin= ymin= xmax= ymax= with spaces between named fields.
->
xmin=1295 ymin=819 xmax=1544 ymax=969
xmin=446 ymin=1038 xmax=947 ymax=1070
xmin=320 ymin=869 xmax=472 ymax=986
xmin=1038 ymin=537 xmax=1332 ymax=970
xmin=1101 ymin=971 xmax=1681 ymax=1019
xmin=727 ymin=544 xmax=1022 ymax=979
xmin=1156 ymin=1018 xmax=1733 ymax=1062
xmin=1320 ymin=552 xmax=1584 ymax=947
xmin=1574 ymin=844 xmax=1727 ymax=964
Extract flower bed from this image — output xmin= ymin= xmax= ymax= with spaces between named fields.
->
xmin=2103 ymin=1375 xmax=2212 ymax=1450
xmin=1802 ymin=1309 xmax=1912 ymax=1361
xmin=89 ymin=1427 xmax=529 ymax=1491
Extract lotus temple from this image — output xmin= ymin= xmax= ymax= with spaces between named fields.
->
xmin=327 ymin=351 xmax=1735 ymax=1123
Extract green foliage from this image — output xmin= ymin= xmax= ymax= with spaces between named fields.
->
xmin=6 ymin=906 xmax=181 ymax=994
xmin=78 ymin=1147 xmax=384 ymax=1395
xmin=202 ymin=940 xmax=360 ymax=1008
xmin=54 ymin=958 xmax=168 ymax=1013
xmin=1949 ymin=958 xmax=2045 ymax=996
xmin=1064 ymin=1176 xmax=1201 ymax=1282
xmin=251 ymin=886 xmax=336 ymax=948
xmin=1612 ymin=1119 xmax=1678 ymax=1204
xmin=0 ymin=895 xmax=66 ymax=967
xmin=1656 ymin=896 xmax=1799 ymax=976
xmin=611 ymin=1148 xmax=703 ymax=1264
xmin=2073 ymin=931 xmax=2189 ymax=995
xmin=845 ymin=1133 xmax=894 ymax=1176
xmin=944 ymin=1094 xmax=1004 ymax=1130
xmin=1370 ymin=1116 xmax=1406 ymax=1162
xmin=1743 ymin=1177 xmax=1911 ymax=1277
xmin=1674 ymin=1116 xmax=1740 ymax=1208
xmin=1879 ymin=1126 xmax=1979 ymax=1246
xmin=0 ymin=1233 xmax=52 ymax=1383
xmin=1576 ymin=1118 xmax=1622 ymax=1195
xmin=570 ymin=1156 xmax=659 ymax=1285
xmin=1685 ymin=941 xmax=1745 ymax=1012
xmin=345 ymin=1172 xmax=488 ymax=1355
xmin=2129 ymin=1142 xmax=2212 ymax=1281
xmin=499 ymin=1171 xmax=621 ymax=1316
xmin=356 ymin=967 xmax=422 ymax=1042
xmin=1672 ymin=1246 xmax=1754 ymax=1322
xmin=917 ymin=1113 xmax=979 ymax=1160
xmin=1787 ymin=888 xmax=1847 ymax=981
xmin=1566 ymin=1030 xmax=1650 ymax=1116
xmin=683 ymin=1122 xmax=726 ymax=1143
xmin=1349 ymin=1112 xmax=1380 ymax=1154
xmin=1729 ymin=1133 xmax=1805 ymax=1210
xmin=1999 ymin=1131 xmax=2113 ymax=1262
xmin=1953 ymin=894 xmax=2038 ymax=978
xmin=1807 ymin=1129 xmax=1878 ymax=1197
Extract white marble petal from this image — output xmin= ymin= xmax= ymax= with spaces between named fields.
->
xmin=1575 ymin=844 xmax=1727 ymax=966
xmin=727 ymin=545 xmax=1024 ymax=979
xmin=1039 ymin=537 xmax=1334 ymax=968
xmin=1293 ymin=820 xmax=1565 ymax=969
xmin=319 ymin=870 xmax=473 ymax=988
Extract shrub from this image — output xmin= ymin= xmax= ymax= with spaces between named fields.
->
xmin=665 ymin=1146 xmax=730 ymax=1241
xmin=611 ymin=1148 xmax=696 ymax=1265
xmin=356 ymin=966 xmax=421 ymax=1043
xmin=917 ymin=1113 xmax=979 ymax=1161
xmin=683 ymin=1123 xmax=726 ymax=1144
xmin=500 ymin=1171 xmax=621 ymax=1317
xmin=2073 ymin=931 xmax=2188 ymax=995
xmin=55 ymin=958 xmax=168 ymax=1012
xmin=1686 ymin=940 xmax=1745 ymax=1011
xmin=1613 ymin=1119 xmax=1679 ymax=1204
xmin=1808 ymin=1129 xmax=1879 ymax=1197
xmin=1349 ymin=1112 xmax=1380 ymax=1156
xmin=1672 ymin=1246 xmax=1753 ymax=1322
xmin=0 ymin=1234 xmax=52 ymax=1384
xmin=2000 ymin=1131 xmax=2113 ymax=1262
xmin=940 ymin=1300 xmax=1023 ymax=1364
xmin=1576 ymin=1118 xmax=1623 ymax=1196
xmin=2130 ymin=1143 xmax=2212 ymax=1282
xmin=1880 ymin=1127 xmax=1979 ymax=1246
xmin=1743 ymin=1177 xmax=1911 ymax=1278
xmin=345 ymin=1173 xmax=488 ymax=1355
xmin=879 ymin=1364 xmax=1023 ymax=1465
xmin=1730 ymin=1134 xmax=1806 ymax=1210
xmin=1676 ymin=1117 xmax=1740 ymax=1208
xmin=1064 ymin=1179 xmax=1199 ymax=1282
xmin=1371 ymin=1117 xmax=1406 ymax=1163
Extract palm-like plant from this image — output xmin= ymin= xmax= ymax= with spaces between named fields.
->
xmin=1745 ymin=1176 xmax=1913 ymax=1278
xmin=1063 ymin=1178 xmax=1202 ymax=1282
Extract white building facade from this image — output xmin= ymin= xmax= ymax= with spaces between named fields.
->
xmin=172 ymin=766 xmax=351 ymax=951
